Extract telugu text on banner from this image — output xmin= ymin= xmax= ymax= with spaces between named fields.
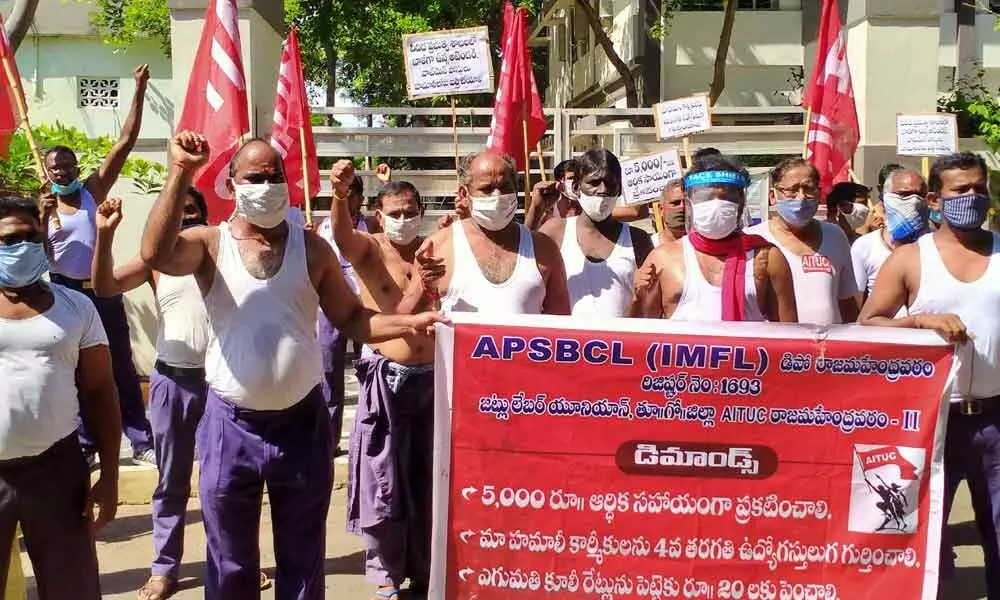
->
xmin=431 ymin=315 xmax=954 ymax=600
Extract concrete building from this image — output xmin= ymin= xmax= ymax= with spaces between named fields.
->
xmin=531 ymin=0 xmax=997 ymax=181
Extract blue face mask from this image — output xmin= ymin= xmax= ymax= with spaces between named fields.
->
xmin=0 ymin=242 xmax=50 ymax=289
xmin=940 ymin=193 xmax=990 ymax=231
xmin=50 ymin=179 xmax=83 ymax=196
xmin=929 ymin=209 xmax=942 ymax=225
xmin=775 ymin=198 xmax=819 ymax=228
xmin=883 ymin=193 xmax=928 ymax=243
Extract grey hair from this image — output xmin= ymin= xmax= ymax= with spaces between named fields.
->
xmin=458 ymin=151 xmax=518 ymax=187
xmin=882 ymin=168 xmax=927 ymax=198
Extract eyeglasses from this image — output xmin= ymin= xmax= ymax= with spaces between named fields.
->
xmin=774 ymin=184 xmax=819 ymax=199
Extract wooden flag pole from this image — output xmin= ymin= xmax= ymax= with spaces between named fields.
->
xmin=921 ymin=156 xmax=930 ymax=180
xmin=451 ymin=97 xmax=460 ymax=179
xmin=536 ymin=142 xmax=546 ymax=182
xmin=801 ymin=106 xmax=812 ymax=159
xmin=522 ymin=118 xmax=531 ymax=212
xmin=1 ymin=53 xmax=59 ymax=229
xmin=299 ymin=128 xmax=312 ymax=225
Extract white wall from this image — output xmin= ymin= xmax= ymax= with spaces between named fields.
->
xmin=14 ymin=36 xmax=175 ymax=141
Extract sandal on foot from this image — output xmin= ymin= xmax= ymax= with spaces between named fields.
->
xmin=259 ymin=571 xmax=272 ymax=591
xmin=374 ymin=587 xmax=400 ymax=599
xmin=137 ymin=576 xmax=177 ymax=600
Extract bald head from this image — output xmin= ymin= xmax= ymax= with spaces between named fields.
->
xmin=459 ymin=151 xmax=517 ymax=197
xmin=227 ymin=139 xmax=285 ymax=193
xmin=882 ymin=169 xmax=927 ymax=199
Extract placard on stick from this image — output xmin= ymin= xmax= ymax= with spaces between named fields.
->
xmin=652 ymin=94 xmax=712 ymax=140
xmin=402 ymin=27 xmax=494 ymax=100
xmin=896 ymin=113 xmax=958 ymax=157
xmin=621 ymin=150 xmax=684 ymax=206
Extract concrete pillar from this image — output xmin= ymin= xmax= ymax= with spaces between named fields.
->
xmin=166 ymin=0 xmax=284 ymax=137
xmin=845 ymin=0 xmax=944 ymax=185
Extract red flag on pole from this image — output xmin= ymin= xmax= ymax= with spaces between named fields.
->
xmin=270 ymin=25 xmax=319 ymax=212
xmin=486 ymin=1 xmax=546 ymax=170
xmin=802 ymin=0 xmax=859 ymax=193
xmin=0 ymin=15 xmax=26 ymax=158
xmin=176 ymin=0 xmax=250 ymax=223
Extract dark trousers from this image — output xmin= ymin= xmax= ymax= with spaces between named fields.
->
xmin=198 ymin=387 xmax=332 ymax=600
xmin=940 ymin=405 xmax=1000 ymax=599
xmin=0 ymin=436 xmax=100 ymax=599
xmin=51 ymin=274 xmax=153 ymax=455
xmin=318 ymin=312 xmax=348 ymax=450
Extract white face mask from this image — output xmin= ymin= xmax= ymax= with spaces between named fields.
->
xmin=577 ymin=193 xmax=617 ymax=222
xmin=380 ymin=212 xmax=421 ymax=245
xmin=842 ymin=202 xmax=870 ymax=230
xmin=233 ymin=182 xmax=290 ymax=229
xmin=690 ymin=198 xmax=740 ymax=240
xmin=470 ymin=193 xmax=517 ymax=231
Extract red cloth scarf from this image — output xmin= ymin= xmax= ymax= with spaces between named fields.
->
xmin=687 ymin=232 xmax=770 ymax=321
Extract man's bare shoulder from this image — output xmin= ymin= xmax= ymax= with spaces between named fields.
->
xmin=530 ymin=228 xmax=563 ymax=265
xmin=179 ymin=224 xmax=219 ymax=246
xmin=538 ymin=215 xmax=567 ymax=241
xmin=649 ymin=238 xmax=683 ymax=264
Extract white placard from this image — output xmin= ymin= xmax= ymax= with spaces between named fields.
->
xmin=653 ymin=95 xmax=712 ymax=140
xmin=896 ymin=114 xmax=958 ymax=157
xmin=403 ymin=27 xmax=494 ymax=100
xmin=621 ymin=150 xmax=684 ymax=206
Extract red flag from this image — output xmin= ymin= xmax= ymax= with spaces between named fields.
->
xmin=176 ymin=0 xmax=250 ymax=223
xmin=858 ymin=447 xmax=918 ymax=481
xmin=486 ymin=1 xmax=546 ymax=170
xmin=0 ymin=15 xmax=26 ymax=158
xmin=802 ymin=0 xmax=859 ymax=193
xmin=270 ymin=26 xmax=319 ymax=210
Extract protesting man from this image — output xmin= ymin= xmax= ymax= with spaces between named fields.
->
xmin=826 ymin=181 xmax=875 ymax=243
xmin=45 ymin=63 xmax=154 ymax=466
xmin=91 ymin=192 xmax=209 ymax=600
xmin=539 ymin=149 xmax=652 ymax=317
xmin=140 ymin=133 xmax=444 ymax=600
xmin=859 ymin=152 xmax=1000 ymax=599
xmin=0 ymin=194 xmax=120 ymax=598
xmin=325 ymin=161 xmax=436 ymax=599
xmin=399 ymin=150 xmax=571 ymax=316
xmin=628 ymin=154 xmax=797 ymax=322
xmin=525 ymin=158 xmax=580 ymax=229
xmin=851 ymin=168 xmax=928 ymax=302
xmin=652 ymin=179 xmax=687 ymax=247
xmin=746 ymin=158 xmax=859 ymax=325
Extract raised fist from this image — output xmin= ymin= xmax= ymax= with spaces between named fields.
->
xmin=170 ymin=131 xmax=210 ymax=172
xmin=330 ymin=160 xmax=356 ymax=201
xmin=96 ymin=198 xmax=124 ymax=232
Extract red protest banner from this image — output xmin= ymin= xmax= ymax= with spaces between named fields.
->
xmin=431 ymin=316 xmax=954 ymax=600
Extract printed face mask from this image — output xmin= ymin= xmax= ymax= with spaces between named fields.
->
xmin=0 ymin=241 xmax=49 ymax=288
xmin=233 ymin=182 xmax=290 ymax=229
xmin=380 ymin=212 xmax=421 ymax=245
xmin=940 ymin=193 xmax=990 ymax=231
xmin=882 ymin=192 xmax=928 ymax=243
xmin=577 ymin=193 xmax=617 ymax=222
xmin=690 ymin=198 xmax=740 ymax=240
xmin=470 ymin=193 xmax=517 ymax=231
xmin=775 ymin=197 xmax=819 ymax=228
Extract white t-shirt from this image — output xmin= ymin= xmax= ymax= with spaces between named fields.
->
xmin=851 ymin=230 xmax=892 ymax=296
xmin=0 ymin=284 xmax=108 ymax=460
xmin=746 ymin=220 xmax=858 ymax=325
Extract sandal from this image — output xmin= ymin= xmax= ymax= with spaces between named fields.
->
xmin=137 ymin=576 xmax=177 ymax=600
xmin=259 ymin=571 xmax=272 ymax=591
xmin=374 ymin=586 xmax=400 ymax=599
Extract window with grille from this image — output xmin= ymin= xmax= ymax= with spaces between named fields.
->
xmin=77 ymin=78 xmax=120 ymax=109
xmin=680 ymin=0 xmax=775 ymax=9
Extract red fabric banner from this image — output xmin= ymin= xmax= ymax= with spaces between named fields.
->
xmin=803 ymin=0 xmax=859 ymax=193
xmin=175 ymin=0 xmax=250 ymax=223
xmin=270 ymin=25 xmax=319 ymax=210
xmin=433 ymin=316 xmax=953 ymax=600
xmin=0 ymin=15 xmax=25 ymax=158
xmin=485 ymin=1 xmax=546 ymax=169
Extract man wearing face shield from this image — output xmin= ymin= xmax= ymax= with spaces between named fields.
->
xmin=746 ymin=158 xmax=860 ymax=325
xmin=399 ymin=150 xmax=571 ymax=316
xmin=140 ymin=133 xmax=446 ymax=600
xmin=324 ymin=161 xmax=436 ymax=599
xmin=628 ymin=154 xmax=797 ymax=322
xmin=851 ymin=168 xmax=928 ymax=303
xmin=90 ymin=191 xmax=214 ymax=600
xmin=43 ymin=64 xmax=155 ymax=468
xmin=860 ymin=152 xmax=1000 ymax=600
xmin=537 ymin=149 xmax=653 ymax=317
xmin=652 ymin=179 xmax=687 ymax=247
